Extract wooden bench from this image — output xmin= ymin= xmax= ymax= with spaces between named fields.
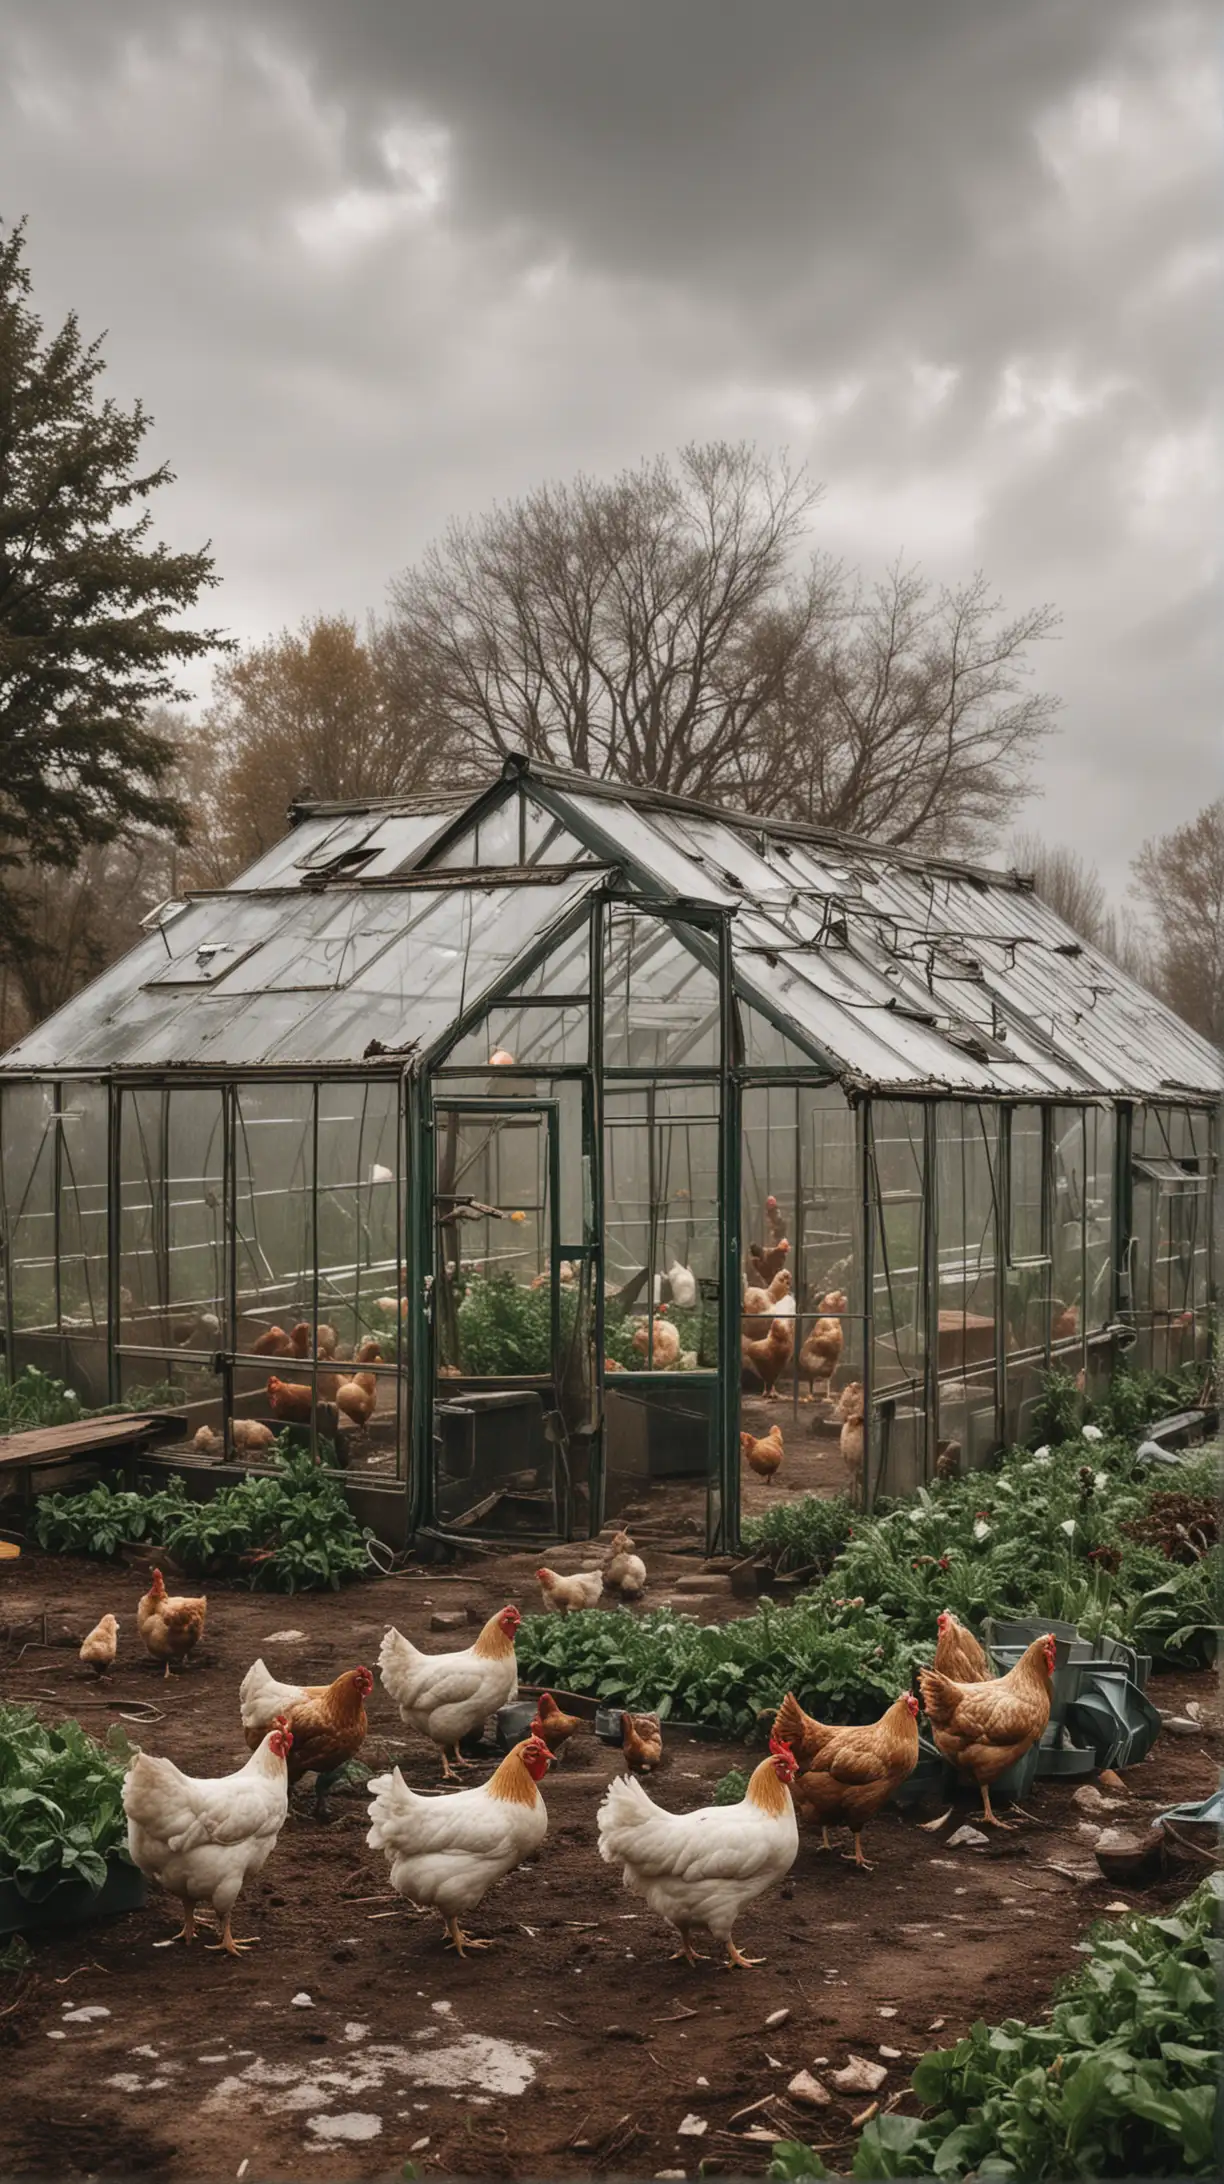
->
xmin=0 ymin=1413 xmax=187 ymax=1506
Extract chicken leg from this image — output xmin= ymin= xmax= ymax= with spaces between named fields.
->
xmin=842 ymin=1832 xmax=873 ymax=1870
xmin=445 ymin=1917 xmax=492 ymax=1957
xmin=668 ymin=1928 xmax=706 ymax=1966
xmin=155 ymin=1902 xmax=201 ymax=1946
xmin=725 ymin=1937 xmax=765 ymax=1969
xmin=206 ymin=1911 xmax=258 ymax=1956
xmin=979 ymin=1784 xmax=1016 ymax=1829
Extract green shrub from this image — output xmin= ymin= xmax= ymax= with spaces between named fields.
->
xmin=743 ymin=1493 xmax=855 ymax=1576
xmin=768 ymin=1876 xmax=1221 ymax=2179
xmin=33 ymin=1448 xmax=376 ymax=1592
xmin=0 ymin=1365 xmax=86 ymax=1434
xmin=0 ymin=1705 xmax=134 ymax=1902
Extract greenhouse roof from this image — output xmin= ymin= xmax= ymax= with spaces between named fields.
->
xmin=2 ymin=757 xmax=1220 ymax=1100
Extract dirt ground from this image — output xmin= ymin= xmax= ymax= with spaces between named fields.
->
xmin=1 ymin=1547 xmax=1218 ymax=2184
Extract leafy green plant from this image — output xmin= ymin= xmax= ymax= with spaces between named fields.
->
xmin=33 ymin=1448 xmax=377 ymax=1592
xmin=743 ymin=1493 xmax=855 ymax=1577
xmin=0 ymin=1705 xmax=135 ymax=1902
xmin=712 ymin=1767 xmax=749 ymax=1804
xmin=0 ymin=1365 xmax=86 ymax=1434
xmin=842 ymin=1877 xmax=1220 ymax=2179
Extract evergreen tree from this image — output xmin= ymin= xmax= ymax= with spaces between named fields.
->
xmin=0 ymin=218 xmax=226 ymax=960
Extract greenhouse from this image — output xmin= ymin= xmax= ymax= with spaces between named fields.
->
xmin=0 ymin=756 xmax=1218 ymax=1552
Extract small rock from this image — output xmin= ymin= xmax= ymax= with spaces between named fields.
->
xmin=410 ymin=2139 xmax=430 ymax=2153
xmin=605 ymin=2025 xmax=647 ymax=2043
xmin=787 ymin=2070 xmax=831 ymax=2108
xmin=877 ymin=2006 xmax=898 ymax=2018
xmin=430 ymin=1609 xmax=469 ymax=1632
xmin=1160 ymin=1715 xmax=1199 ymax=1737
xmin=696 ymin=2077 xmax=708 ymax=2088
xmin=1105 ymin=1900 xmax=1132 ymax=1912
xmin=831 ymin=2056 xmax=888 ymax=2094
xmin=928 ymin=2018 xmax=945 ymax=2033
xmin=263 ymin=1629 xmax=308 ymax=1643
xmin=1073 ymin=1785 xmax=1123 ymax=1813
xmin=1076 ymin=1821 xmax=1104 ymax=1841
xmin=765 ymin=2008 xmax=791 ymax=2029
xmin=677 ymin=2114 xmax=708 ymax=2138
xmin=655 ymin=2171 xmax=687 ymax=2178
xmin=946 ymin=1825 xmax=989 ymax=1850
xmin=879 ymin=2046 xmax=902 ymax=2059
xmin=291 ymin=1992 xmax=314 ymax=2008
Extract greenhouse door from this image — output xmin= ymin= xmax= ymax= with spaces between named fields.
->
xmin=430 ymin=1100 xmax=578 ymax=1540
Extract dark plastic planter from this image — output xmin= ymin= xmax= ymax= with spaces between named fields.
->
xmin=494 ymin=1701 xmax=540 ymax=1750
xmin=991 ymin=1738 xmax=1042 ymax=1806
xmin=893 ymin=1735 xmax=950 ymax=1808
xmin=0 ymin=1856 xmax=146 ymax=1938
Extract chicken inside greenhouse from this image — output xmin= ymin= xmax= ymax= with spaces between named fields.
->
xmin=0 ymin=758 xmax=1215 ymax=1554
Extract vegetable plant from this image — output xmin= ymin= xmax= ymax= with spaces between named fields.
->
xmin=0 ymin=1706 xmax=135 ymax=1902
xmin=33 ymin=1447 xmax=377 ymax=1592
xmin=771 ymin=1876 xmax=1220 ymax=2179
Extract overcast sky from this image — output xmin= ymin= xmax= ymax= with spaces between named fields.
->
xmin=0 ymin=0 xmax=1217 ymax=895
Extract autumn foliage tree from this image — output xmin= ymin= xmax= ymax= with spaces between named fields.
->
xmin=0 ymin=219 xmax=224 ymax=970
xmin=197 ymin=612 xmax=449 ymax=885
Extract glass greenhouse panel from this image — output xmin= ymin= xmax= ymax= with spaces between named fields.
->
xmin=738 ymin=1000 xmax=827 ymax=1071
xmin=603 ymin=1083 xmax=719 ymax=1372
xmin=1051 ymin=1108 xmax=1087 ymax=1361
xmin=446 ymin=1004 xmax=588 ymax=1070
xmin=1085 ymin=1104 xmax=1115 ymax=1334
xmin=57 ymin=1084 xmax=108 ymax=1334
xmin=1131 ymin=1101 xmax=1210 ymax=1372
xmin=937 ymin=1369 xmax=997 ymax=1476
xmin=315 ymin=1081 xmax=403 ymax=1383
xmin=1 ymin=1081 xmax=58 ymax=1331
xmin=234 ymin=1083 xmax=316 ymax=1356
xmin=603 ymin=908 xmax=720 ymax=1068
xmin=1007 ymin=1104 xmax=1050 ymax=1357
xmin=868 ymin=1099 xmax=926 ymax=1396
xmin=936 ymin=1104 xmax=1000 ymax=1376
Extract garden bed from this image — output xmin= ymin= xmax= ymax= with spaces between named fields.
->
xmin=1 ymin=1546 xmax=1219 ymax=2182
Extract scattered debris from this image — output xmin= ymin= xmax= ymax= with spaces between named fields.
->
xmin=1073 ymin=1785 xmax=1123 ymax=1814
xmin=677 ymin=2114 xmax=708 ymax=2138
xmin=831 ymin=2056 xmax=888 ymax=2095
xmin=765 ymin=2008 xmax=791 ymax=2029
xmin=787 ymin=2071 xmax=830 ymax=2108
xmin=917 ymin=1809 xmax=953 ymax=1831
xmin=879 ymin=2046 xmax=902 ymax=2059
xmin=877 ymin=2007 xmax=898 ymax=2018
xmin=946 ymin=1825 xmax=989 ymax=1850
xmin=290 ymin=1992 xmax=314 ymax=2008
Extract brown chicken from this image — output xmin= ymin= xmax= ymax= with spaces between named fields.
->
xmin=747 ymin=1237 xmax=790 ymax=1286
xmin=250 ymin=1325 xmax=292 ymax=1357
xmin=532 ymin=1691 xmax=582 ymax=1762
xmin=797 ymin=1291 xmax=849 ymax=1402
xmin=933 ymin=1611 xmax=992 ymax=1683
xmin=621 ymin=1711 xmax=664 ymax=1774
xmin=230 ymin=1418 xmax=278 ymax=1456
xmin=775 ymin=1691 xmax=920 ymax=1869
xmin=918 ymin=1633 xmax=1056 ymax=1826
xmin=1051 ymin=1301 xmax=1080 ymax=1342
xmin=839 ymin=1403 xmax=864 ymax=1498
xmin=336 ymin=1370 xmax=378 ymax=1425
xmin=137 ymin=1570 xmax=206 ymax=1679
xmin=742 ymin=1268 xmax=793 ymax=1333
xmin=240 ymin=1661 xmax=373 ymax=1816
xmin=742 ymin=1315 xmax=794 ymax=1398
xmin=315 ymin=1323 xmax=338 ymax=1357
xmin=355 ymin=1336 xmax=384 ymax=1364
xmin=741 ymin=1424 xmax=784 ymax=1480
xmin=80 ymin=1613 xmax=118 ymax=1677
xmin=764 ymin=1194 xmax=787 ymax=1246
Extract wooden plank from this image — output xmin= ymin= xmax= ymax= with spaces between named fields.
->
xmin=0 ymin=1414 xmax=184 ymax=1470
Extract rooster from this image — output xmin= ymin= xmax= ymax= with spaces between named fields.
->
xmin=379 ymin=1606 xmax=521 ymax=1779
xmin=621 ymin=1712 xmax=663 ymax=1775
xmin=741 ymin=1425 xmax=783 ymax=1480
xmin=537 ymin=1566 xmax=604 ymax=1614
xmin=366 ymin=1733 xmax=551 ymax=1956
xmin=774 ymin=1691 xmax=919 ymax=1869
xmin=933 ymin=1611 xmax=992 ymax=1684
xmin=532 ymin=1690 xmax=582 ymax=1762
xmin=741 ymin=1315 xmax=794 ymax=1399
xmin=918 ymin=1634 xmax=1056 ymax=1827
xmin=797 ymin=1292 xmax=849 ymax=1403
xmin=239 ymin=1661 xmax=374 ymax=1816
xmin=137 ymin=1570 xmax=206 ymax=1680
xmin=597 ymin=1735 xmax=798 ymax=1969
xmin=123 ymin=1719 xmax=293 ymax=1955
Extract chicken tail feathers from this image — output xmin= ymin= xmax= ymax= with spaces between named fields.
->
xmin=595 ymin=1772 xmax=655 ymax=1864
xmin=916 ymin=1667 xmax=957 ymax=1728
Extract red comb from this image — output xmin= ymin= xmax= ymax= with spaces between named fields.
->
xmin=769 ymin=1733 xmax=793 ymax=1758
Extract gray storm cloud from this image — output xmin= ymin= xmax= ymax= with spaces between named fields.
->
xmin=0 ymin=0 xmax=1217 ymax=891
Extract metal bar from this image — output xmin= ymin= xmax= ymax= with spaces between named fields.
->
xmin=860 ymin=1095 xmax=876 ymax=1510
xmin=922 ymin=1099 xmax=940 ymax=1487
xmin=406 ymin=1068 xmax=433 ymax=1535
xmin=715 ymin=910 xmax=740 ymax=1557
xmin=106 ymin=1082 xmax=121 ymax=1406
xmin=589 ymin=894 xmax=607 ymax=1535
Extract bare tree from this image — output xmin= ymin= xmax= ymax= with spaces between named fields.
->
xmin=1010 ymin=833 xmax=1110 ymax=943
xmin=388 ymin=447 xmax=1058 ymax=851
xmin=388 ymin=442 xmax=838 ymax=804
xmin=1131 ymin=797 xmax=1224 ymax=1046
xmin=770 ymin=566 xmax=1060 ymax=854
xmin=199 ymin=612 xmax=448 ymax=884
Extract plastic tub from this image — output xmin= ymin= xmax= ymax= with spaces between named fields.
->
xmin=0 ymin=1857 xmax=146 ymax=1938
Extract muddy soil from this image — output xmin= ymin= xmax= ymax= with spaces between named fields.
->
xmin=1 ymin=1550 xmax=1217 ymax=2182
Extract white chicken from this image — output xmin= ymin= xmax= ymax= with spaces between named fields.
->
xmin=378 ymin=1605 xmax=520 ymax=1780
xmin=596 ymin=1736 xmax=799 ymax=1969
xmin=122 ymin=1720 xmax=293 ymax=1956
xmin=536 ymin=1566 xmax=604 ymax=1614
xmin=366 ymin=1732 xmax=551 ymax=1956
xmin=603 ymin=1531 xmax=647 ymax=1598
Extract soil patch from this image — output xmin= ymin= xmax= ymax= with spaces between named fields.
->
xmin=1 ymin=1551 xmax=1218 ymax=2180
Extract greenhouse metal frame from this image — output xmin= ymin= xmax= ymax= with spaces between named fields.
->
xmin=1 ymin=756 xmax=1218 ymax=1553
